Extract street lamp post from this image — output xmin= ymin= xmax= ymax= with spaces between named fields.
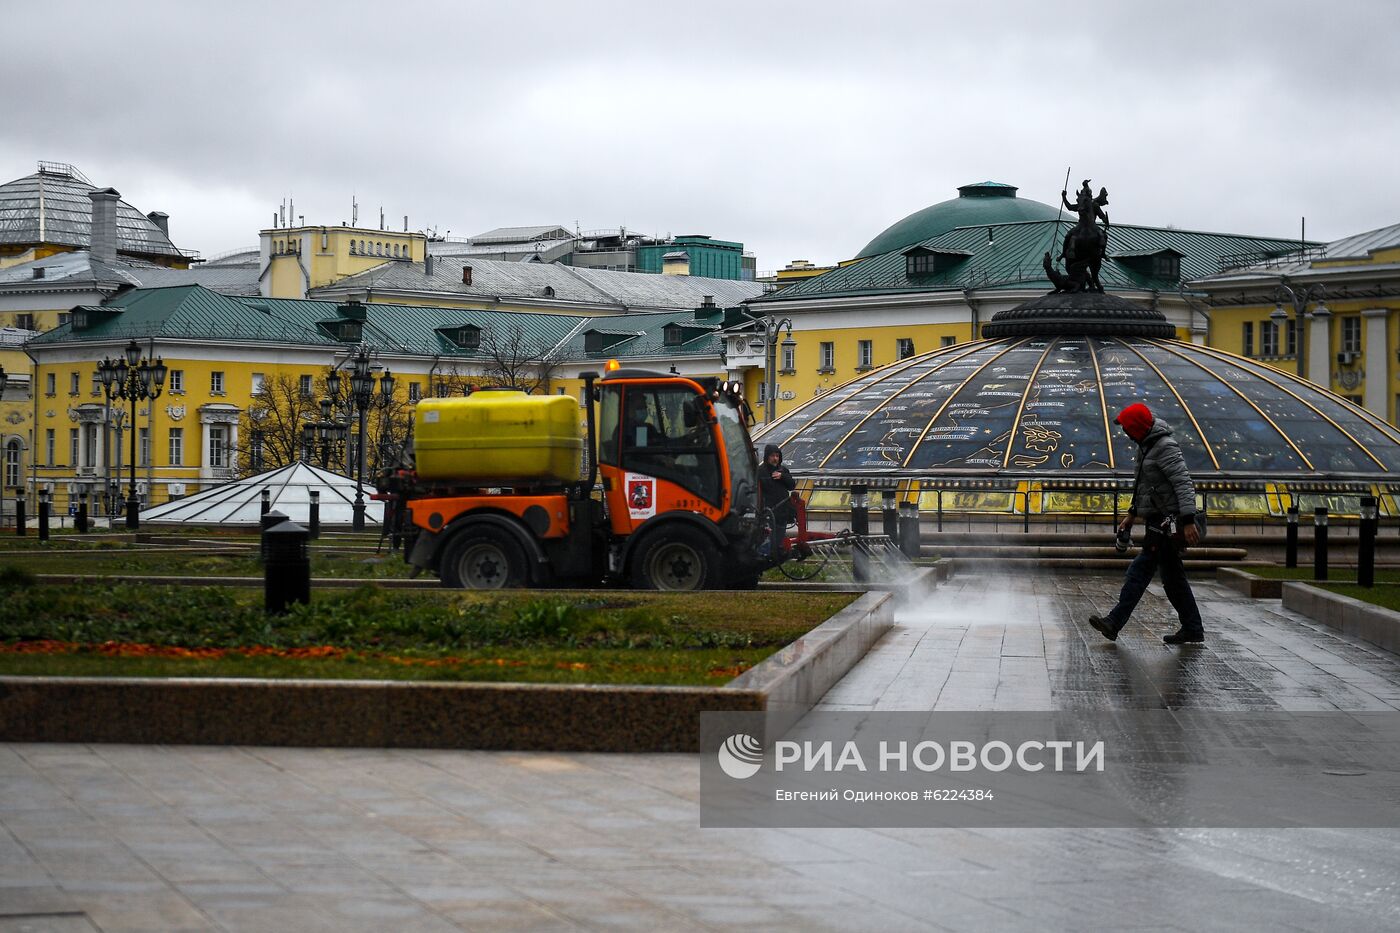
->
xmin=329 ymin=346 xmax=394 ymax=532
xmin=98 ymin=341 xmax=167 ymax=530
xmin=757 ymin=317 xmax=795 ymax=425
xmin=302 ymin=399 xmax=348 ymax=471
xmin=1272 ymin=282 xmax=1329 ymax=384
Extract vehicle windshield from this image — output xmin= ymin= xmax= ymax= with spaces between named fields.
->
xmin=715 ymin=398 xmax=758 ymax=515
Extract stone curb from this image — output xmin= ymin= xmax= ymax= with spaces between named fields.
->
xmin=1216 ymin=567 xmax=1283 ymax=599
xmin=0 ymin=583 xmax=899 ymax=753
xmin=1282 ymin=581 xmax=1400 ymax=655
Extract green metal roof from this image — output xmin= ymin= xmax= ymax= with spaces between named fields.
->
xmin=26 ymin=285 xmax=751 ymax=364
xmin=856 ymin=182 xmax=1061 ymax=258
xmin=760 ymin=221 xmax=1318 ymax=304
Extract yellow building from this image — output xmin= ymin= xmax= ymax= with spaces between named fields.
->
xmin=260 ymin=223 xmax=428 ymax=298
xmin=1190 ymin=222 xmax=1400 ymax=422
xmin=23 ymin=285 xmax=753 ymax=513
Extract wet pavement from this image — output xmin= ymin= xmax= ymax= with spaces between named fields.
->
xmin=4 ymin=573 xmax=1400 ymax=931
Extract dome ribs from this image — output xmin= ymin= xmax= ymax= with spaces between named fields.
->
xmin=1140 ymin=339 xmax=1313 ymax=471
xmin=902 ymin=339 xmax=1027 ymax=470
xmin=1110 ymin=338 xmax=1223 ymax=472
xmin=1002 ymin=338 xmax=1058 ymax=469
xmin=1170 ymin=340 xmax=1388 ymax=472
xmin=815 ymin=340 xmax=993 ymax=471
xmin=1087 ymin=337 xmax=1116 ymax=470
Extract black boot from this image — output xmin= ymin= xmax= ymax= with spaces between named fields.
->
xmin=1087 ymin=614 xmax=1118 ymax=642
xmin=1163 ymin=627 xmax=1205 ymax=645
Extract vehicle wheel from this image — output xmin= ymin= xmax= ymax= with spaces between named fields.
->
xmin=440 ymin=526 xmax=529 ymax=589
xmin=631 ymin=526 xmax=718 ymax=591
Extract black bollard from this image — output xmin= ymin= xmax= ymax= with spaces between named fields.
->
xmin=1359 ymin=496 xmax=1377 ymax=588
xmin=898 ymin=499 xmax=921 ymax=559
xmin=76 ymin=491 xmax=88 ymax=534
xmin=260 ymin=509 xmax=289 ymax=561
xmin=1314 ymin=506 xmax=1328 ymax=582
xmin=14 ymin=491 xmax=24 ymax=537
xmin=264 ymin=520 xmax=311 ymax=614
xmin=850 ymin=484 xmax=870 ymax=582
xmin=37 ymin=488 xmax=50 ymax=542
xmin=881 ymin=490 xmax=898 ymax=541
xmin=1285 ymin=505 xmax=1298 ymax=568
xmin=308 ymin=490 xmax=321 ymax=540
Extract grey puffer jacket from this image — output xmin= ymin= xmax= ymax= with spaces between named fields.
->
xmin=1128 ymin=420 xmax=1197 ymax=522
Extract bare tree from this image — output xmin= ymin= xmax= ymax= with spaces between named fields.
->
xmin=236 ymin=370 xmax=414 ymax=478
xmin=238 ymin=374 xmax=320 ymax=476
xmin=478 ymin=323 xmax=569 ymax=395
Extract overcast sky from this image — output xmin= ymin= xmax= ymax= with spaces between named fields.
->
xmin=4 ymin=1 xmax=1397 ymax=268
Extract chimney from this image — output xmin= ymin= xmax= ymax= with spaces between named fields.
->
xmin=425 ymin=254 xmax=435 ymax=277
xmin=88 ymin=188 xmax=121 ymax=264
xmin=701 ymin=295 xmax=715 ymax=308
xmin=147 ymin=211 xmax=169 ymax=238
xmin=462 ymin=265 xmax=473 ymax=286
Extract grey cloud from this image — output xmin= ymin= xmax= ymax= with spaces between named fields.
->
xmin=2 ymin=0 xmax=1397 ymax=265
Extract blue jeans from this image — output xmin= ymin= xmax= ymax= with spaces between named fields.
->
xmin=1106 ymin=533 xmax=1203 ymax=634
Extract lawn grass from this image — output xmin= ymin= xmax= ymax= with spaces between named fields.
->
xmin=1247 ymin=565 xmax=1400 ymax=584
xmin=0 ymin=580 xmax=855 ymax=686
xmin=0 ymin=546 xmax=416 ymax=579
xmin=1314 ymin=583 xmax=1400 ymax=613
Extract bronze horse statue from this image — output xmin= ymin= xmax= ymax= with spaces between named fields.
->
xmin=1045 ymin=181 xmax=1110 ymax=294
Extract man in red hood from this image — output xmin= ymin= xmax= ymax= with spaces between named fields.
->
xmin=1088 ymin=403 xmax=1205 ymax=645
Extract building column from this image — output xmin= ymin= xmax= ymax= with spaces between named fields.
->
xmin=1307 ymin=310 xmax=1331 ymax=386
xmin=1363 ymin=308 xmax=1389 ymax=417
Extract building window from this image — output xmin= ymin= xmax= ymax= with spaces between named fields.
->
xmin=1260 ymin=321 xmax=1278 ymax=357
xmin=210 ymin=371 xmax=225 ymax=395
xmin=45 ymin=373 xmax=55 ymax=396
xmin=169 ymin=369 xmax=184 ymax=393
xmin=90 ymin=371 xmax=101 ymax=395
xmin=83 ymin=425 xmax=97 ymax=468
xmin=45 ymin=429 xmax=55 ymax=466
xmin=1286 ymin=319 xmax=1298 ymax=357
xmin=1342 ymin=317 xmax=1362 ymax=353
xmin=251 ymin=432 xmax=264 ymax=471
xmin=896 ymin=338 xmax=915 ymax=359
xmin=781 ymin=343 xmax=796 ymax=373
xmin=3 ymin=439 xmax=19 ymax=488
xmin=408 ymin=381 xmax=422 ymax=402
xmin=69 ymin=372 xmax=80 ymax=395
xmin=169 ymin=428 xmax=184 ymax=466
xmin=299 ymin=374 xmax=313 ymax=398
xmin=1241 ymin=321 xmax=1254 ymax=357
xmin=69 ymin=429 xmax=79 ymax=467
xmin=819 ymin=342 xmax=835 ymax=372
xmin=57 ymin=312 xmax=70 ymax=326
xmin=906 ymin=253 xmax=934 ymax=275
xmin=209 ymin=426 xmax=228 ymax=469
xmin=251 ymin=373 xmax=265 ymax=395
xmin=139 ymin=428 xmax=150 ymax=467
xmin=757 ymin=381 xmax=768 ymax=405
xmin=350 ymin=240 xmax=357 ymax=255
xmin=857 ymin=340 xmax=873 ymax=369
xmin=941 ymin=336 xmax=957 ymax=348
xmin=15 ymin=313 xmax=35 ymax=330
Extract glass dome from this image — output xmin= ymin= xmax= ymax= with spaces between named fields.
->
xmin=759 ymin=335 xmax=1400 ymax=482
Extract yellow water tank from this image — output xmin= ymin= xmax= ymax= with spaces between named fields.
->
xmin=414 ymin=390 xmax=583 ymax=484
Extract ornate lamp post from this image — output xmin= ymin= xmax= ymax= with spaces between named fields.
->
xmin=301 ymin=399 xmax=348 ymax=470
xmin=757 ymin=317 xmax=794 ymax=425
xmin=1271 ymin=282 xmax=1328 ymax=383
xmin=97 ymin=340 xmax=167 ymax=529
xmin=328 ymin=346 xmax=393 ymax=531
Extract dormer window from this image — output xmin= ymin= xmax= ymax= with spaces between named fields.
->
xmin=903 ymin=246 xmax=971 ymax=277
xmin=1113 ymin=248 xmax=1183 ymax=282
xmin=664 ymin=323 xmax=682 ymax=347
xmin=434 ymin=324 xmax=482 ymax=349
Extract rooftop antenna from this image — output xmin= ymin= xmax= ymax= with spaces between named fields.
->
xmin=352 ymin=195 xmax=358 ymax=227
xmin=403 ymin=214 xmax=408 ymax=232
xmin=289 ymin=196 xmax=294 ymax=227
xmin=380 ymin=206 xmax=385 ymax=231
